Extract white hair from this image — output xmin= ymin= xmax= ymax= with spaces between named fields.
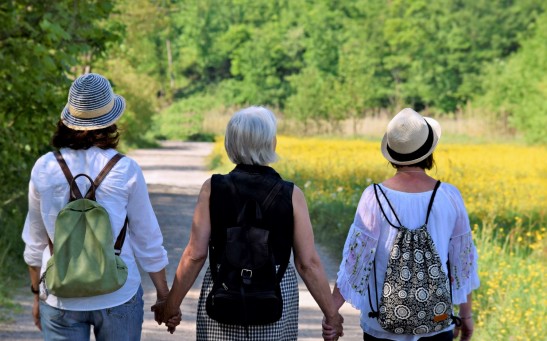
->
xmin=224 ymin=106 xmax=278 ymax=165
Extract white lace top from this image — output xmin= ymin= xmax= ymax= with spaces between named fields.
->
xmin=336 ymin=182 xmax=480 ymax=341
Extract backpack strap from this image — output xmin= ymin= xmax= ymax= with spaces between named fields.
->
xmin=263 ymin=181 xmax=288 ymax=283
xmin=367 ymin=259 xmax=380 ymax=318
xmin=87 ymin=153 xmax=125 ymax=199
xmin=53 ymin=151 xmax=125 ymax=200
xmin=373 ymin=183 xmax=404 ymax=228
xmin=424 ymin=180 xmax=441 ymax=226
xmin=54 ymin=151 xmax=83 ymax=200
xmin=53 ymin=151 xmax=128 ymax=255
xmin=114 ymin=217 xmax=129 ymax=256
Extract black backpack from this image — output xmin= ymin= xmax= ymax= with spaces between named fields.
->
xmin=368 ymin=181 xmax=461 ymax=335
xmin=206 ymin=178 xmax=287 ymax=326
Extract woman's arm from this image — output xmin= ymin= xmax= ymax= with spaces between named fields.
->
xmin=332 ymin=284 xmax=346 ymax=311
xmin=28 ymin=266 xmax=42 ymax=331
xmin=455 ymin=293 xmax=474 ymax=341
xmin=156 ymin=179 xmax=212 ymax=323
xmin=292 ymin=186 xmax=343 ymax=339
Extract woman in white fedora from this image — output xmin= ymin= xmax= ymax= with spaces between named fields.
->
xmin=22 ymin=73 xmax=177 ymax=340
xmin=325 ymin=108 xmax=479 ymax=341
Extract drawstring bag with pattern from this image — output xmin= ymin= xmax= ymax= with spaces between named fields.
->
xmin=368 ymin=181 xmax=461 ymax=335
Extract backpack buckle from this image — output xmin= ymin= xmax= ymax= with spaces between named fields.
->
xmin=241 ymin=269 xmax=253 ymax=279
xmin=241 ymin=269 xmax=253 ymax=285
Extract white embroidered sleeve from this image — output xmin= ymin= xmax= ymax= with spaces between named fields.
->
xmin=336 ymin=223 xmax=378 ymax=310
xmin=445 ymin=184 xmax=480 ymax=304
xmin=449 ymin=231 xmax=480 ymax=304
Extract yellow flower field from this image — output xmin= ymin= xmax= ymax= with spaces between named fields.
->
xmin=210 ymin=136 xmax=546 ymax=340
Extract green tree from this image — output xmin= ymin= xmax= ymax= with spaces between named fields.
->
xmin=95 ymin=0 xmax=177 ymax=146
xmin=0 ymin=0 xmax=119 ymax=291
xmin=379 ymin=0 xmax=542 ymax=112
xmin=477 ymin=9 xmax=547 ymax=143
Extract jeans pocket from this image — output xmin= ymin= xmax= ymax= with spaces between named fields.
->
xmin=106 ymin=288 xmax=143 ymax=319
xmin=40 ymin=301 xmax=65 ymax=322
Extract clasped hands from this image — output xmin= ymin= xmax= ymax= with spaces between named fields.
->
xmin=151 ymin=298 xmax=182 ymax=334
xmin=322 ymin=312 xmax=344 ymax=341
xmin=151 ymin=296 xmax=345 ymax=338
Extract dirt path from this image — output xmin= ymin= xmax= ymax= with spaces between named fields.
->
xmin=0 ymin=141 xmax=361 ymax=340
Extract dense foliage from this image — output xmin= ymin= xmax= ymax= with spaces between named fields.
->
xmin=0 ymin=0 xmax=119 ymax=292
xmin=154 ymin=0 xmax=546 ymax=142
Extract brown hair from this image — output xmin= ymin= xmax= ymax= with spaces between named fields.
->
xmin=51 ymin=120 xmax=120 ymax=150
xmin=391 ymin=154 xmax=435 ymax=170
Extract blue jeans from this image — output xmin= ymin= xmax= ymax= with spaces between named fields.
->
xmin=40 ymin=286 xmax=144 ymax=341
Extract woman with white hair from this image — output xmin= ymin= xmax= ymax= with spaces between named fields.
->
xmin=327 ymin=108 xmax=479 ymax=341
xmin=154 ymin=106 xmax=344 ymax=340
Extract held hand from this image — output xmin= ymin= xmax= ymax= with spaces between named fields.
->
xmin=32 ymin=296 xmax=41 ymax=331
xmin=454 ymin=317 xmax=474 ymax=341
xmin=151 ymin=299 xmax=182 ymax=334
xmin=151 ymin=300 xmax=166 ymax=326
xmin=322 ymin=313 xmax=344 ymax=341
xmin=165 ymin=311 xmax=182 ymax=334
xmin=322 ymin=316 xmax=338 ymax=340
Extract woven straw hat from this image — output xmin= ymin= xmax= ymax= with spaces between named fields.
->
xmin=61 ymin=73 xmax=125 ymax=131
xmin=381 ymin=108 xmax=441 ymax=165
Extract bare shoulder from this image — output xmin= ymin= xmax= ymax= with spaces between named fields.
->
xmin=199 ymin=177 xmax=212 ymax=196
xmin=291 ymin=185 xmax=306 ymax=202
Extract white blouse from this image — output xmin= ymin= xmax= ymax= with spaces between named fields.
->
xmin=22 ymin=147 xmax=168 ymax=311
xmin=336 ymin=182 xmax=480 ymax=341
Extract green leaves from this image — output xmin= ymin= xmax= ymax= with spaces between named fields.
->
xmin=0 ymin=0 xmax=120 ymax=281
xmin=477 ymin=10 xmax=547 ymax=143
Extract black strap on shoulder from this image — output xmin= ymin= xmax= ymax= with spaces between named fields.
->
xmin=425 ymin=180 xmax=441 ymax=226
xmin=53 ymin=151 xmax=128 ymax=255
xmin=373 ymin=181 xmax=441 ymax=228
xmin=265 ymin=181 xmax=288 ymax=283
xmin=373 ymin=184 xmax=404 ymax=229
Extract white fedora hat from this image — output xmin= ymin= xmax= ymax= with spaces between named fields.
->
xmin=61 ymin=73 xmax=125 ymax=131
xmin=381 ymin=108 xmax=441 ymax=165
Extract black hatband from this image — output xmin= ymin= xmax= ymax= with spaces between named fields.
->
xmin=386 ymin=121 xmax=434 ymax=162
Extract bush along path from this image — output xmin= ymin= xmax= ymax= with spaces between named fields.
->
xmin=0 ymin=141 xmax=360 ymax=341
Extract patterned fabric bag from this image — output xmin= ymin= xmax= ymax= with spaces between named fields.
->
xmin=368 ymin=181 xmax=460 ymax=335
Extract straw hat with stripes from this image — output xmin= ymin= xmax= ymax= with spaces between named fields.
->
xmin=61 ymin=73 xmax=125 ymax=131
xmin=381 ymin=108 xmax=442 ymax=165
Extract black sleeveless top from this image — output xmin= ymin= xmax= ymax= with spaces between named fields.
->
xmin=209 ymin=164 xmax=294 ymax=266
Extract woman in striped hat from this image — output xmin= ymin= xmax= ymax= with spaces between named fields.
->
xmin=22 ymin=73 xmax=176 ymax=340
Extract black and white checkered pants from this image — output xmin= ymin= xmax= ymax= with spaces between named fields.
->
xmin=196 ymin=263 xmax=299 ymax=341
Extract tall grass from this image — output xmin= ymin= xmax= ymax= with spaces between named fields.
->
xmin=209 ymin=136 xmax=546 ymax=340
xmin=199 ymin=108 xmax=519 ymax=143
xmin=472 ymin=221 xmax=545 ymax=340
